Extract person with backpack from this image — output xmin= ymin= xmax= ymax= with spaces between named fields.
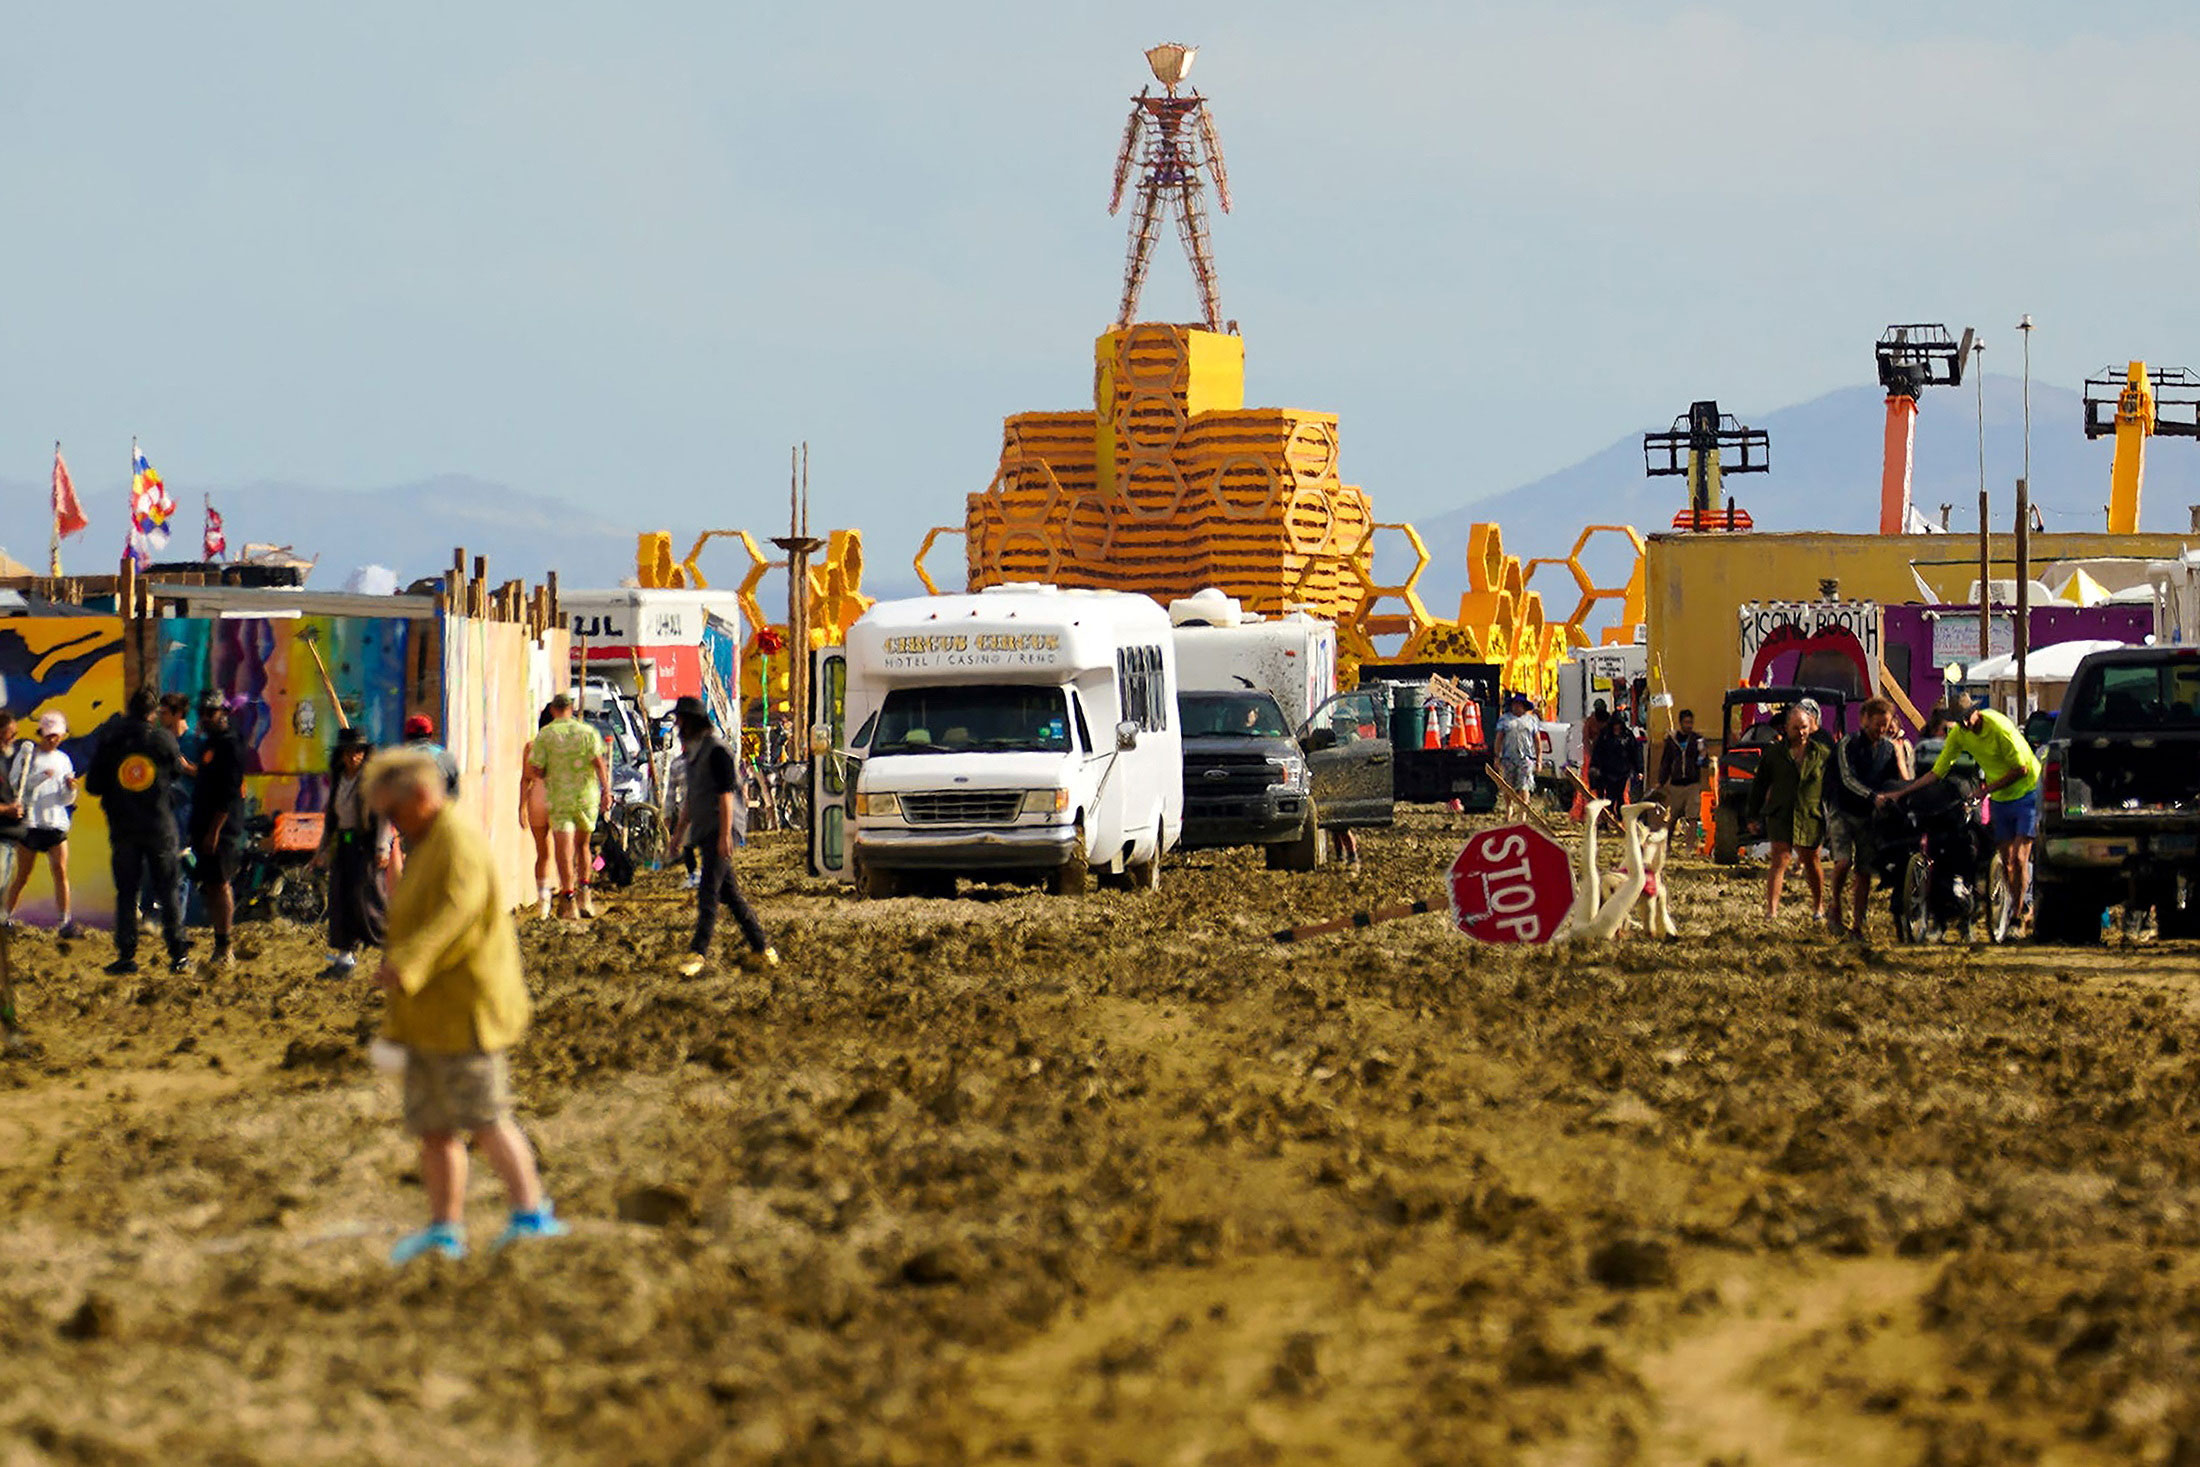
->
xmin=667 ymin=697 xmax=775 ymax=977
xmin=81 ymin=691 xmax=189 ymax=972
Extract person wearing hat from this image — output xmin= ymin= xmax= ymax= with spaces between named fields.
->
xmin=527 ymin=692 xmax=609 ymax=920
xmin=190 ymin=692 xmax=251 ymax=969
xmin=316 ymin=725 xmax=390 ymax=978
xmin=2 ymin=709 xmax=86 ymax=940
xmin=666 ymin=695 xmax=775 ymax=976
xmin=1879 ymin=691 xmax=2042 ymax=928
xmin=1495 ymin=693 xmax=1543 ymax=803
xmin=82 ymin=689 xmax=190 ymax=970
xmin=402 ymin=713 xmax=461 ymax=798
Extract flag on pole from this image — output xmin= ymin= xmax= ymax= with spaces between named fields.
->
xmin=127 ymin=443 xmax=175 ymax=568
xmin=51 ymin=447 xmax=87 ymax=539
xmin=203 ymin=500 xmax=227 ymax=560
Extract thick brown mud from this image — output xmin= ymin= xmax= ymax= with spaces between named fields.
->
xmin=0 ymin=809 xmax=2193 ymax=1464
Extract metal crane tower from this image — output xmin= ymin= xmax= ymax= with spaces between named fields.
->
xmin=1875 ymin=323 xmax=1974 ymax=535
xmin=1643 ymin=400 xmax=1769 ymax=531
xmin=1109 ymin=43 xmax=1233 ymax=331
xmin=2083 ymin=362 xmax=2200 ymax=533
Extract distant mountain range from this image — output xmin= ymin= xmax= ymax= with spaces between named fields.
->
xmin=6 ymin=374 xmax=2193 ymax=612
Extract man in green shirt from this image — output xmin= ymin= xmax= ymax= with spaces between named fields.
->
xmin=1879 ymin=694 xmax=2040 ymax=922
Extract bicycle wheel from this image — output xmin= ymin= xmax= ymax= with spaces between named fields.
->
xmin=623 ymin=804 xmax=667 ymax=865
xmin=275 ymin=867 xmax=329 ymax=924
xmin=775 ymin=773 xmax=809 ymax=831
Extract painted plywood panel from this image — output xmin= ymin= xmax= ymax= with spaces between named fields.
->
xmin=0 ymin=617 xmax=125 ymax=927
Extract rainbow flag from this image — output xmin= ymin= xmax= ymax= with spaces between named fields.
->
xmin=127 ymin=443 xmax=175 ymax=567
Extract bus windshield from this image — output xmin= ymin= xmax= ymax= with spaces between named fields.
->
xmin=873 ymin=685 xmax=1074 ymax=755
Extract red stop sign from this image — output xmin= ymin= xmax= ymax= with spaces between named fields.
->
xmin=1447 ymin=824 xmax=1574 ymax=944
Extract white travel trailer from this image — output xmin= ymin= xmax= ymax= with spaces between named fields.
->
xmin=1166 ymin=588 xmax=1337 ymax=725
xmin=811 ymin=585 xmax=1183 ymax=897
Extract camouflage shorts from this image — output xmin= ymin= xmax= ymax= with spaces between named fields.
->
xmin=401 ymin=1049 xmax=511 ymax=1135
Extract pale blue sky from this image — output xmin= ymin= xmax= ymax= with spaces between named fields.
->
xmin=6 ymin=1 xmax=2200 ymax=574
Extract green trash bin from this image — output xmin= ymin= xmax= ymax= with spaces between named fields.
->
xmin=1388 ymin=683 xmax=1426 ymax=750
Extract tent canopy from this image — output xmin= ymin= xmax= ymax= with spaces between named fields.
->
xmin=1963 ymin=639 xmax=2132 ymax=684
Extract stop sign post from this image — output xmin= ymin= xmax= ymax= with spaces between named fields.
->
xmin=1448 ymin=824 xmax=1574 ymax=944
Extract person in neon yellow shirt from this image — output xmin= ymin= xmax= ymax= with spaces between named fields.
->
xmin=1879 ymin=694 xmax=2040 ymax=923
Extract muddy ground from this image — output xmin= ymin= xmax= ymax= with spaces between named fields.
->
xmin=0 ymin=809 xmax=2194 ymax=1465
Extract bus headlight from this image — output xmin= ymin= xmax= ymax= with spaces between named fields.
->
xmin=1021 ymin=787 xmax=1071 ymax=816
xmin=855 ymin=791 xmax=899 ymax=818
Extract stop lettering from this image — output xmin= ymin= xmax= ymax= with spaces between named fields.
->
xmin=1447 ymin=825 xmax=1574 ymax=945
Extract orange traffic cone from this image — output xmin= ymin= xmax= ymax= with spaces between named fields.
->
xmin=1423 ymin=712 xmax=1441 ymax=749
xmin=1698 ymin=786 xmax=1716 ymax=857
xmin=1456 ymin=700 xmax=1484 ymax=748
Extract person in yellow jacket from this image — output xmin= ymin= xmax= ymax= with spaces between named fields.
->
xmin=365 ymin=748 xmax=566 ymax=1263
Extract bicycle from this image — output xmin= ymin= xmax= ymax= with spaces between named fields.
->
xmin=234 ymin=811 xmax=329 ymax=924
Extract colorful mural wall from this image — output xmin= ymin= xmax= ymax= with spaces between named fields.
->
xmin=0 ymin=616 xmax=125 ymax=928
xmin=158 ymin=615 xmax=414 ymax=816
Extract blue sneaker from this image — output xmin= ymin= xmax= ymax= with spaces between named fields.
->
xmin=493 ymin=1203 xmax=570 ymax=1250
xmin=390 ymin=1221 xmax=466 ymax=1264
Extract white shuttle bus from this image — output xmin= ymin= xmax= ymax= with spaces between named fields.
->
xmin=819 ymin=585 xmax=1182 ymax=898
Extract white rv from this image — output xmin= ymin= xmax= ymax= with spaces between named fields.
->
xmin=815 ymin=585 xmax=1182 ymax=897
xmin=1167 ymin=588 xmax=1337 ymax=727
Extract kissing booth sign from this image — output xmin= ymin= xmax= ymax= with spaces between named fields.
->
xmin=1736 ymin=600 xmax=1881 ymax=695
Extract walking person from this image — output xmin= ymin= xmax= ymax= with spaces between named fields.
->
xmin=144 ymin=693 xmax=199 ymax=928
xmin=365 ymin=748 xmax=566 ymax=1263
xmin=1879 ymin=692 xmax=2041 ymax=929
xmin=1826 ymin=698 xmax=1903 ymax=939
xmin=3 ymin=713 xmax=86 ymax=939
xmin=82 ymin=692 xmax=189 ymax=971
xmin=1591 ymin=709 xmax=1638 ymax=806
xmin=527 ymin=693 xmax=609 ymax=920
xmin=1745 ymin=704 xmax=1830 ymax=923
xmin=667 ymin=697 xmax=776 ymax=977
xmin=1655 ymin=707 xmax=1707 ymax=837
xmin=0 ymin=710 xmax=23 ymax=902
xmin=1495 ymin=694 xmax=1542 ymax=806
xmin=402 ymin=713 xmax=462 ymax=797
xmin=517 ymin=705 xmax=556 ymax=918
xmin=189 ymin=693 xmax=250 ymax=970
xmin=316 ymin=725 xmax=390 ymax=979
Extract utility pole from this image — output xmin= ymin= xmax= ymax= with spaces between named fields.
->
xmin=2016 ymin=315 xmax=2034 ymax=715
xmin=1975 ymin=337 xmax=1989 ymax=662
xmin=771 ymin=443 xmax=824 ymax=750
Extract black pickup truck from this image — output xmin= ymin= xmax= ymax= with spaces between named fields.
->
xmin=2034 ymin=646 xmax=2200 ymax=943
xmin=1177 ymin=689 xmax=1323 ymax=870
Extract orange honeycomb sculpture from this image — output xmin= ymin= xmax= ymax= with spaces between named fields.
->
xmin=1522 ymin=524 xmax=1646 ymax=650
xmin=939 ymin=320 xmax=1632 ymax=705
xmin=631 ymin=528 xmax=873 ymax=707
xmin=959 ymin=324 xmax=1373 ymax=622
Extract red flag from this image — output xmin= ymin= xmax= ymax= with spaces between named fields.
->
xmin=203 ymin=504 xmax=227 ymax=560
xmin=51 ymin=446 xmax=87 ymax=539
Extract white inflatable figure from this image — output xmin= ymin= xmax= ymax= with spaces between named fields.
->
xmin=1553 ymin=799 xmax=1609 ymax=941
xmin=1595 ymin=803 xmax=1677 ymax=938
xmin=1557 ymin=800 xmax=1677 ymax=942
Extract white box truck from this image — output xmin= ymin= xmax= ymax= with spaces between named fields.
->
xmin=814 ymin=585 xmax=1183 ymax=898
